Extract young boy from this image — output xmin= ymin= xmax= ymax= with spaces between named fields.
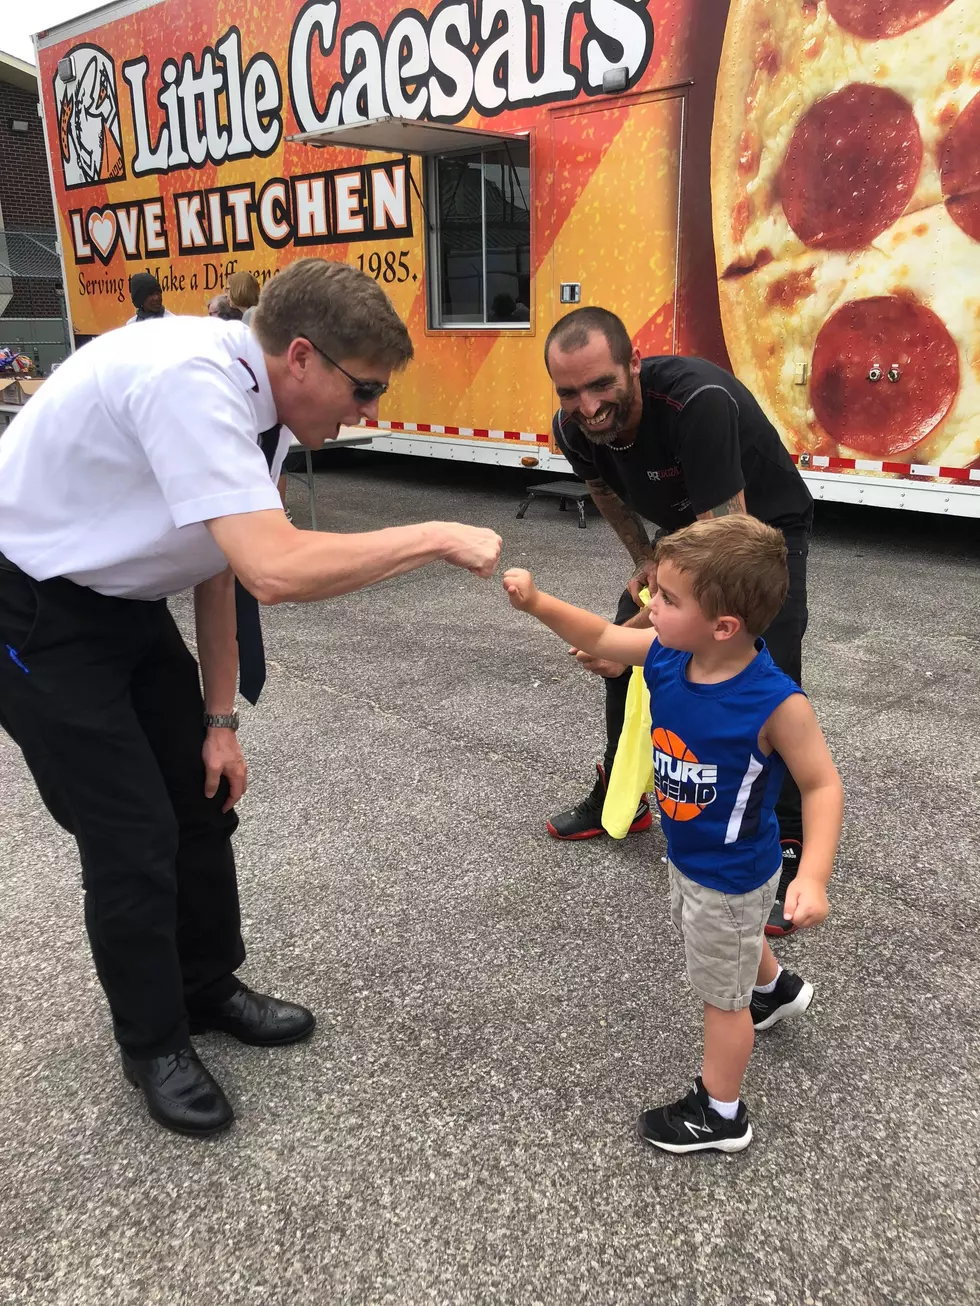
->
xmin=504 ymin=515 xmax=843 ymax=1154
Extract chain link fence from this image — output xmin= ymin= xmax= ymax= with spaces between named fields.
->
xmin=0 ymin=228 xmax=71 ymax=374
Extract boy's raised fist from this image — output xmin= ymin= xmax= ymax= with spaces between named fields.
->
xmin=503 ymin=568 xmax=538 ymax=611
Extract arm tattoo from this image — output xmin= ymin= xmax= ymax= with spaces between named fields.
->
xmin=587 ymin=479 xmax=652 ymax=564
xmin=700 ymin=490 xmax=747 ymax=520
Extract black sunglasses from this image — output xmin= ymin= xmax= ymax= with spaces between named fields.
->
xmin=306 ymin=340 xmax=388 ymax=403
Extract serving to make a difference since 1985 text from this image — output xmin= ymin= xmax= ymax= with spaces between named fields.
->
xmin=357 ymin=250 xmax=415 ymax=284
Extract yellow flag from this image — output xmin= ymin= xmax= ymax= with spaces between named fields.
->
xmin=601 ymin=589 xmax=655 ymax=839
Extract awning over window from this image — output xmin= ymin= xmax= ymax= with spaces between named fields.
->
xmin=288 ymin=115 xmax=527 ymax=155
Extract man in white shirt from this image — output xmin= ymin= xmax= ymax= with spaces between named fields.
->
xmin=0 ymin=258 xmax=501 ymax=1139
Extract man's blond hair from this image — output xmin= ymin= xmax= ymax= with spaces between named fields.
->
xmin=654 ymin=516 xmax=788 ymax=636
xmin=252 ymin=258 xmax=414 ymax=370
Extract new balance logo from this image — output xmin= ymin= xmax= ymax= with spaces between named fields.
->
xmin=684 ymin=1121 xmax=712 ymax=1138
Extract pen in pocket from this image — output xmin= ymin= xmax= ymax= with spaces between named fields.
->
xmin=6 ymin=645 xmax=29 ymax=674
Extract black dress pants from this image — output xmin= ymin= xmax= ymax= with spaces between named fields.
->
xmin=601 ymin=533 xmax=810 ymax=843
xmin=0 ymin=561 xmax=245 ymax=1057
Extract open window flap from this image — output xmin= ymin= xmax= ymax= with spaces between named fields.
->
xmin=288 ymin=116 xmax=528 ymax=156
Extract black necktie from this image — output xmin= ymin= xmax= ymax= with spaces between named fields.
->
xmin=235 ymin=424 xmax=280 ymax=705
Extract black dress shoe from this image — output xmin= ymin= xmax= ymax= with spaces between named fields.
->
xmin=188 ymin=984 xmax=316 ymax=1046
xmin=121 ymin=1045 xmax=233 ymax=1137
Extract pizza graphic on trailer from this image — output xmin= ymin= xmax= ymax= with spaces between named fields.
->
xmin=53 ymin=45 xmax=126 ymax=190
xmin=711 ymin=0 xmax=980 ymax=473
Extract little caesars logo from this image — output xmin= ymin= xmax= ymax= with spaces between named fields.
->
xmin=653 ymin=728 xmax=717 ymax=823
xmin=54 ymin=45 xmax=125 ymax=189
xmin=58 ymin=0 xmax=654 ymax=185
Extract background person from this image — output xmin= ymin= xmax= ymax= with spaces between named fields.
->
xmin=227 ymin=270 xmax=261 ymax=324
xmin=228 ymin=272 xmax=288 ymax=507
xmin=208 ymin=293 xmax=242 ymax=321
xmin=127 ymin=271 xmax=172 ymax=323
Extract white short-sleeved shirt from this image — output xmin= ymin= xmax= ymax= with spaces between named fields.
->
xmin=0 ymin=317 xmax=289 ymax=600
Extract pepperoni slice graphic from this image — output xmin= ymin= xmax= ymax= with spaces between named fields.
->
xmin=811 ymin=297 xmax=959 ymax=455
xmin=780 ymin=85 xmax=922 ymax=250
xmin=941 ymin=92 xmax=980 ymax=242
xmin=826 ymin=0 xmax=955 ymax=40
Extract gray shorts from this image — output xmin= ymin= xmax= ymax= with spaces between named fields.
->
xmin=668 ymin=861 xmax=781 ymax=1011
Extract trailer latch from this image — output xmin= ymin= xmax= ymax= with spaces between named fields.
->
xmin=887 ymin=364 xmax=902 ymax=382
xmin=868 ymin=365 xmax=882 ymax=382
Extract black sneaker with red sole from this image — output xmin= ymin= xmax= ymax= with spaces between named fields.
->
xmin=546 ymin=762 xmax=652 ymax=840
xmin=765 ymin=839 xmax=802 ymax=937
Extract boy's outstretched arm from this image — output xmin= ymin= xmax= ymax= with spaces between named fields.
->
xmin=503 ymin=569 xmax=657 ymax=667
xmin=763 ymin=694 xmax=844 ymax=929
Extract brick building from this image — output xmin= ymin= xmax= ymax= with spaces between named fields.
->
xmin=0 ymin=48 xmax=68 ymax=368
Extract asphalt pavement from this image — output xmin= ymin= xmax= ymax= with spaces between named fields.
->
xmin=1 ymin=453 xmax=978 ymax=1306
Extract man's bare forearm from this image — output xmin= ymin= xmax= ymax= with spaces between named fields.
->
xmin=208 ymin=514 xmax=497 ymax=606
xmin=269 ymin=523 xmax=461 ymax=604
xmin=586 ymin=479 xmax=653 ymax=565
xmin=194 ymin=568 xmax=238 ymax=714
xmin=623 ymin=606 xmax=654 ymax=630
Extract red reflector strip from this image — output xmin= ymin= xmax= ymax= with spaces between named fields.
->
xmin=792 ymin=454 xmax=979 ymax=482
xmin=363 ymin=420 xmax=551 ymax=446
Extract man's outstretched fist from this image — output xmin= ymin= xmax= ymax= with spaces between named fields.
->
xmin=442 ymin=524 xmax=503 ymax=577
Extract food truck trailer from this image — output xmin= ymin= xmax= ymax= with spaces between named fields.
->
xmin=32 ymin=0 xmax=980 ymax=516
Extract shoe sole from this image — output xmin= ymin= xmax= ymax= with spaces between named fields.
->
xmin=638 ymin=1122 xmax=753 ymax=1154
xmin=753 ymin=981 xmax=814 ymax=1032
xmin=122 ymin=1067 xmax=234 ymax=1138
xmin=764 ymin=919 xmax=798 ymax=938
xmin=186 ymin=1018 xmax=316 ymax=1046
xmin=546 ymin=810 xmax=653 ymax=841
xmin=546 ymin=820 xmax=603 ymax=840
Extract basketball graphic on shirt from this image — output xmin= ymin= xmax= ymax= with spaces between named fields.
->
xmin=652 ymin=728 xmax=719 ymax=822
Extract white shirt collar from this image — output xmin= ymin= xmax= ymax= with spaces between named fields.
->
xmin=234 ymin=327 xmax=279 ymax=433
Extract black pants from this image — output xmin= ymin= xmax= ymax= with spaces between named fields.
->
xmin=602 ymin=534 xmax=810 ymax=843
xmin=0 ymin=562 xmax=245 ymax=1058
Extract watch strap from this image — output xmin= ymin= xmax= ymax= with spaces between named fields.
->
xmin=204 ymin=711 xmax=240 ymax=731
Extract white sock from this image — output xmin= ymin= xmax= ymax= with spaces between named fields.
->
xmin=707 ymin=1094 xmax=739 ymax=1120
xmin=754 ymin=964 xmax=783 ymax=995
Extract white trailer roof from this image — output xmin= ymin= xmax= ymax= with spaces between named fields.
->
xmin=34 ymin=0 xmax=165 ymax=50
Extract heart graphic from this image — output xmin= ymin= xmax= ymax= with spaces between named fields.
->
xmin=88 ymin=209 xmax=118 ymax=262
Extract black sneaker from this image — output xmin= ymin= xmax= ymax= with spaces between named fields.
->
xmin=765 ymin=839 xmax=802 ymax=937
xmin=750 ymin=969 xmax=814 ymax=1031
xmin=546 ymin=763 xmax=652 ymax=840
xmin=637 ymin=1077 xmax=752 ymax=1154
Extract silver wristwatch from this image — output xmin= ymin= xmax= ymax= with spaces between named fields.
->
xmin=204 ymin=712 xmax=240 ymax=731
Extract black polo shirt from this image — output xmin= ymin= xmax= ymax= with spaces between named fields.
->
xmin=552 ymin=356 xmax=813 ymax=537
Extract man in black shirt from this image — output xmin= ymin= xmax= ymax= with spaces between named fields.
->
xmin=546 ymin=307 xmax=813 ymax=936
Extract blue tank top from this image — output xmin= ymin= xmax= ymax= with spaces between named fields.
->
xmin=643 ymin=639 xmax=803 ymax=893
